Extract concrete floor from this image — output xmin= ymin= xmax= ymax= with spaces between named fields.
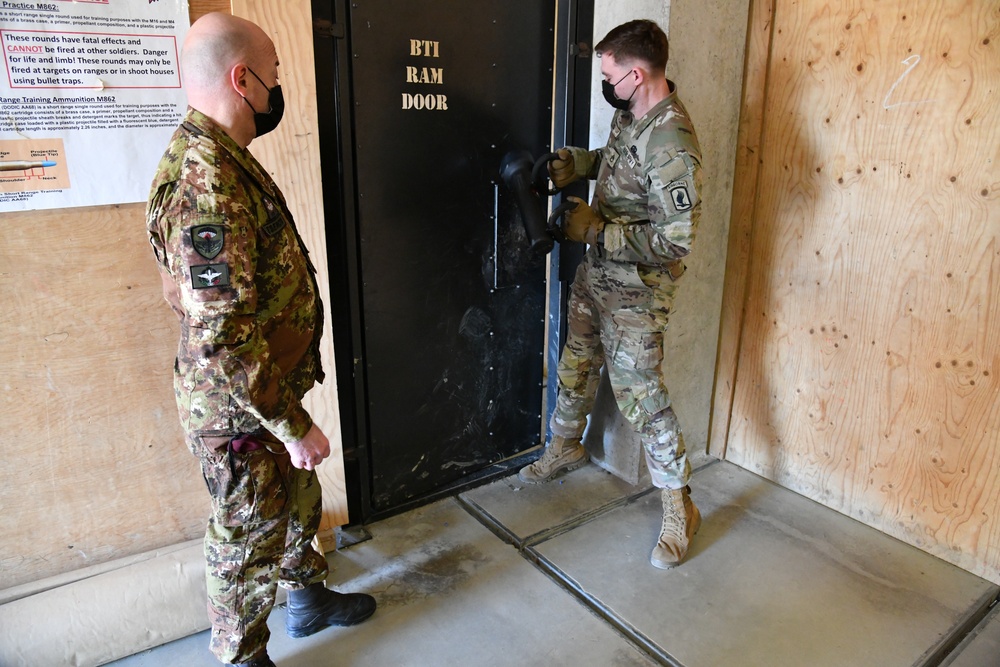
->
xmin=108 ymin=459 xmax=1000 ymax=667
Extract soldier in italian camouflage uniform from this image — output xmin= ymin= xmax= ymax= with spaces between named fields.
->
xmin=518 ymin=19 xmax=703 ymax=570
xmin=146 ymin=13 xmax=373 ymax=667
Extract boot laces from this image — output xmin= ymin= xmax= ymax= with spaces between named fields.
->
xmin=532 ymin=446 xmax=566 ymax=474
xmin=659 ymin=492 xmax=687 ymax=545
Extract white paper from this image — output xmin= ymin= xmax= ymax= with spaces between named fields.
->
xmin=0 ymin=0 xmax=190 ymax=212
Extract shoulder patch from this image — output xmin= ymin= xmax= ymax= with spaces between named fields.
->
xmin=669 ymin=184 xmax=693 ymax=212
xmin=191 ymin=224 xmax=225 ymax=260
xmin=190 ymin=263 xmax=231 ymax=289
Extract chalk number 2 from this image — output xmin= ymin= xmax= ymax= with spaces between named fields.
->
xmin=882 ymin=55 xmax=935 ymax=110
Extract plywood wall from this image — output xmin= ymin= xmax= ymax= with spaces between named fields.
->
xmin=0 ymin=0 xmax=345 ymax=593
xmin=717 ymin=0 xmax=1000 ymax=583
xmin=0 ymin=204 xmax=206 ymax=591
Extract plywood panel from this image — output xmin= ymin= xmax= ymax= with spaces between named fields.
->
xmin=0 ymin=203 xmax=207 ymax=590
xmin=232 ymin=0 xmax=349 ymax=530
xmin=725 ymin=0 xmax=1000 ymax=582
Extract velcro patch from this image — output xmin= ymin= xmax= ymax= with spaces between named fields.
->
xmin=656 ymin=156 xmax=689 ymax=186
xmin=261 ymin=196 xmax=285 ymax=236
xmin=669 ymin=185 xmax=693 ymax=212
xmin=190 ymin=263 xmax=230 ymax=289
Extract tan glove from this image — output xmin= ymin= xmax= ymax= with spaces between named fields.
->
xmin=548 ymin=148 xmax=579 ymax=189
xmin=561 ymin=196 xmax=605 ymax=245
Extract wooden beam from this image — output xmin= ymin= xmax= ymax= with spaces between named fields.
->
xmin=708 ymin=0 xmax=777 ymax=458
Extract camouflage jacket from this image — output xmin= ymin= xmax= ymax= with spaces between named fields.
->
xmin=566 ymin=80 xmax=702 ymax=267
xmin=146 ymin=107 xmax=324 ymax=445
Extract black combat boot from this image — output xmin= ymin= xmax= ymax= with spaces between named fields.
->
xmin=285 ymin=583 xmax=377 ymax=638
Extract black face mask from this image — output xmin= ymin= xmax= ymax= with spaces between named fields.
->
xmin=242 ymin=67 xmax=284 ymax=137
xmin=602 ymin=69 xmax=636 ymax=111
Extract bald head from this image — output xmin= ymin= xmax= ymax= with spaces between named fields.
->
xmin=181 ymin=12 xmax=278 ymax=147
xmin=182 ymin=13 xmax=271 ymax=93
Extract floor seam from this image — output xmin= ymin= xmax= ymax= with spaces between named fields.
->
xmin=520 ymin=546 xmax=684 ymax=667
xmin=453 ymin=494 xmax=523 ymax=548
xmin=452 ymin=474 xmax=658 ymax=553
xmin=918 ymin=587 xmax=1000 ymax=667
xmin=455 ymin=488 xmax=681 ymax=665
xmin=518 ymin=486 xmax=657 ymax=549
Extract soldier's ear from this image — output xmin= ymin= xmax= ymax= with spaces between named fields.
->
xmin=230 ymin=64 xmax=249 ymax=97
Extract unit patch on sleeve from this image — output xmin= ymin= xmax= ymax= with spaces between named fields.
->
xmin=190 ymin=263 xmax=231 ymax=289
xmin=191 ymin=224 xmax=225 ymax=260
xmin=669 ymin=184 xmax=693 ymax=212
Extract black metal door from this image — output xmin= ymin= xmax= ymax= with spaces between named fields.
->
xmin=339 ymin=0 xmax=555 ymax=514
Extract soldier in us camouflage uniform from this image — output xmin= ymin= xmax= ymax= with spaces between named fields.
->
xmin=518 ymin=19 xmax=704 ymax=570
xmin=146 ymin=13 xmax=373 ymax=667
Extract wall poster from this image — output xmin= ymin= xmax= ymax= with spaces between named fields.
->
xmin=0 ymin=0 xmax=190 ymax=212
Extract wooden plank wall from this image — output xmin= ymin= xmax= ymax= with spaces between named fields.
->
xmin=718 ymin=0 xmax=1000 ymax=583
xmin=0 ymin=0 xmax=346 ymax=592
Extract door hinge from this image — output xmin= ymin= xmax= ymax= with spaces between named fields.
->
xmin=313 ymin=18 xmax=345 ymax=39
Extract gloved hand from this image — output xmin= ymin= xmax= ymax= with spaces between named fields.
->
xmin=561 ymin=196 xmax=605 ymax=245
xmin=548 ymin=148 xmax=578 ymax=189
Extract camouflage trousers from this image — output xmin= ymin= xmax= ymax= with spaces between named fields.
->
xmin=550 ymin=249 xmax=691 ymax=490
xmin=191 ymin=432 xmax=329 ymax=664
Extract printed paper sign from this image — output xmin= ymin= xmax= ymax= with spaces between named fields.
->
xmin=0 ymin=0 xmax=190 ymax=211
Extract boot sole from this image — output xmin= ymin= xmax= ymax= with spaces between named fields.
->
xmin=517 ymin=457 xmax=589 ymax=485
xmin=286 ymin=606 xmax=377 ymax=638
xmin=649 ymin=555 xmax=679 ymax=570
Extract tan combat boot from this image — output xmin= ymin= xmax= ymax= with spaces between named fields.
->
xmin=650 ymin=486 xmax=701 ymax=569
xmin=517 ymin=435 xmax=588 ymax=484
